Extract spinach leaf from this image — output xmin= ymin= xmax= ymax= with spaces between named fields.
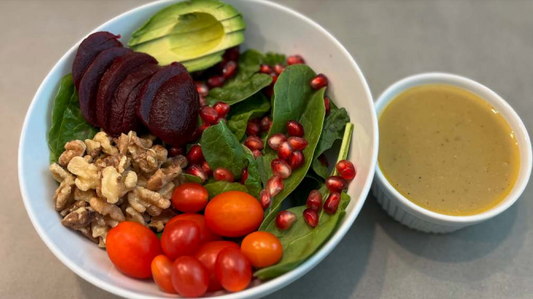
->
xmin=263 ymin=52 xmax=286 ymax=66
xmin=200 ymin=121 xmax=246 ymax=179
xmin=259 ymin=65 xmax=326 ymax=230
xmin=182 ymin=173 xmax=203 ymax=184
xmin=204 ymin=181 xmax=248 ymax=198
xmin=312 ymin=103 xmax=350 ymax=179
xmin=227 ymin=93 xmax=270 ymax=141
xmin=243 ymin=147 xmax=263 ymax=199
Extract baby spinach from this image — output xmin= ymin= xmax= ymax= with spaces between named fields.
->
xmin=48 ymin=74 xmax=98 ymax=163
xmin=183 ymin=173 xmax=203 ymax=184
xmin=263 ymin=52 xmax=286 ymax=66
xmin=204 ymin=181 xmax=248 ymax=198
xmin=243 ymin=147 xmax=263 ymax=199
xmin=227 ymin=93 xmax=270 ymax=141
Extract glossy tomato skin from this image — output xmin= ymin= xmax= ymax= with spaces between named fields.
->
xmin=106 ymin=221 xmax=162 ymax=279
xmin=171 ymin=182 xmax=209 ymax=213
xmin=215 ymin=247 xmax=252 ymax=292
xmin=161 ymin=220 xmax=201 ymax=260
xmin=151 ymin=255 xmax=176 ymax=294
xmin=167 ymin=213 xmax=221 ymax=243
xmin=171 ymin=256 xmax=210 ymax=298
xmin=241 ymin=231 xmax=283 ymax=268
xmin=194 ymin=241 xmax=240 ymax=291
xmin=204 ymin=191 xmax=263 ymax=237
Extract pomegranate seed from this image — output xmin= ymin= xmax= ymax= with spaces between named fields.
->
xmin=324 ymin=192 xmax=341 ymax=214
xmin=310 ymin=74 xmax=328 ymax=90
xmin=306 ymin=190 xmax=322 ymax=212
xmin=260 ymin=116 xmax=272 ymax=132
xmin=202 ymin=161 xmax=212 ymax=176
xmin=286 ymin=120 xmax=304 ymax=137
xmin=195 ymin=81 xmax=209 ymax=97
xmin=246 ymin=119 xmax=261 ymax=136
xmin=288 ymin=151 xmax=304 ymax=169
xmin=213 ymin=101 xmax=230 ymax=119
xmin=278 ymin=141 xmax=294 ymax=161
xmin=199 ymin=96 xmax=207 ymax=107
xmin=200 ymin=106 xmax=219 ymax=124
xmin=287 ymin=55 xmax=305 ymax=65
xmin=168 ymin=147 xmax=184 ymax=157
xmin=207 ymin=75 xmax=225 ymax=88
xmin=270 ymin=73 xmax=278 ymax=84
xmin=336 ymin=160 xmax=356 ymax=181
xmin=326 ymin=176 xmax=348 ymax=193
xmin=240 ymin=168 xmax=248 ymax=184
xmin=260 ymin=189 xmax=272 ymax=208
xmin=266 ymin=175 xmax=284 ymax=197
xmin=324 ymin=97 xmax=330 ymax=115
xmin=223 ymin=46 xmax=240 ymax=62
xmin=267 ymin=133 xmax=287 ymax=151
xmin=263 ymin=86 xmax=273 ymax=98
xmin=273 ymin=63 xmax=285 ymax=75
xmin=303 ymin=208 xmax=318 ymax=228
xmin=186 ymin=164 xmax=207 ymax=183
xmin=271 ymin=159 xmax=292 ymax=179
xmin=213 ymin=167 xmax=235 ymax=182
xmin=288 ymin=137 xmax=308 ymax=151
xmin=187 ymin=145 xmax=204 ymax=164
xmin=222 ymin=61 xmax=238 ymax=78
xmin=318 ymin=154 xmax=329 ymax=167
xmin=275 ymin=210 xmax=297 ymax=230
xmin=189 ymin=123 xmax=211 ymax=142
xmin=260 ymin=64 xmax=273 ymax=74
xmin=244 ymin=135 xmax=264 ymax=151
xmin=252 ymin=149 xmax=262 ymax=159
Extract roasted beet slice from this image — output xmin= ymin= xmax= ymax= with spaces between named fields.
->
xmin=136 ymin=63 xmax=188 ymax=126
xmin=78 ymin=47 xmax=132 ymax=126
xmin=72 ymin=31 xmax=123 ymax=89
xmin=148 ymin=72 xmax=199 ymax=147
xmin=96 ymin=52 xmax=157 ymax=131
xmin=106 ymin=64 xmax=161 ymax=136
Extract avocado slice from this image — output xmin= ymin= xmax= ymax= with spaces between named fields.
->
xmin=181 ymin=51 xmax=224 ymax=72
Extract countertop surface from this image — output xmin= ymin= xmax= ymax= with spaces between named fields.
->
xmin=2 ymin=0 xmax=532 ymax=298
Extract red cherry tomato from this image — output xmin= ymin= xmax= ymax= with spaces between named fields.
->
xmin=151 ymin=255 xmax=176 ymax=294
xmin=194 ymin=241 xmax=240 ymax=291
xmin=241 ymin=231 xmax=283 ymax=268
xmin=171 ymin=182 xmax=209 ymax=213
xmin=106 ymin=221 xmax=162 ymax=279
xmin=204 ymin=191 xmax=263 ymax=237
xmin=167 ymin=213 xmax=221 ymax=243
xmin=215 ymin=247 xmax=252 ymax=292
xmin=161 ymin=220 xmax=201 ymax=260
xmin=171 ymin=256 xmax=209 ymax=298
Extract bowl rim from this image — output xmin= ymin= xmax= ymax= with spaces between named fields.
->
xmin=17 ymin=0 xmax=378 ymax=298
xmin=374 ymin=72 xmax=532 ymax=226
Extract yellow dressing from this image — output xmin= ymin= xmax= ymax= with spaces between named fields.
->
xmin=378 ymin=84 xmax=520 ymax=216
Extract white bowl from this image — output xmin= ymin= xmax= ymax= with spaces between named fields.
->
xmin=373 ymin=72 xmax=532 ymax=233
xmin=18 ymin=0 xmax=378 ymax=298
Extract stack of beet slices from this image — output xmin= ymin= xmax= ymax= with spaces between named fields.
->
xmin=73 ymin=31 xmax=200 ymax=147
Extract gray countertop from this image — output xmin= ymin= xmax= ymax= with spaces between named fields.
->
xmin=2 ymin=0 xmax=532 ymax=298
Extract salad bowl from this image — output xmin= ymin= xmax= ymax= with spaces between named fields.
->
xmin=18 ymin=0 xmax=378 ymax=297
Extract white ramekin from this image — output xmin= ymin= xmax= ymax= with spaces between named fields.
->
xmin=373 ymin=72 xmax=532 ymax=233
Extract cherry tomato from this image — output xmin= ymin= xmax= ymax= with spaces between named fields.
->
xmin=171 ymin=256 xmax=209 ymax=298
xmin=194 ymin=241 xmax=240 ymax=291
xmin=241 ymin=231 xmax=283 ymax=268
xmin=167 ymin=213 xmax=221 ymax=243
xmin=151 ymin=255 xmax=176 ymax=294
xmin=171 ymin=182 xmax=209 ymax=213
xmin=106 ymin=221 xmax=162 ymax=279
xmin=204 ymin=191 xmax=263 ymax=237
xmin=215 ymin=247 xmax=252 ymax=292
xmin=161 ymin=220 xmax=201 ymax=260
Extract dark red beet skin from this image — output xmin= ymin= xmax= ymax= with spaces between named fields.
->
xmin=148 ymin=72 xmax=199 ymax=147
xmin=78 ymin=47 xmax=132 ymax=126
xmin=72 ymin=31 xmax=122 ymax=89
xmin=96 ymin=52 xmax=157 ymax=132
xmin=136 ymin=63 xmax=188 ymax=127
xmin=107 ymin=64 xmax=161 ymax=136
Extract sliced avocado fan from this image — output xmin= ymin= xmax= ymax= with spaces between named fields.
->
xmin=129 ymin=0 xmax=246 ymax=72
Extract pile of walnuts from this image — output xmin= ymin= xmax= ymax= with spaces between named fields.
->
xmin=49 ymin=131 xmax=187 ymax=247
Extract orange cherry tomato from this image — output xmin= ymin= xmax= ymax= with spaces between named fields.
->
xmin=215 ymin=247 xmax=252 ymax=292
xmin=241 ymin=231 xmax=283 ymax=268
xmin=167 ymin=213 xmax=221 ymax=243
xmin=106 ymin=221 xmax=162 ymax=279
xmin=171 ymin=256 xmax=209 ymax=298
xmin=204 ymin=191 xmax=263 ymax=237
xmin=151 ymin=255 xmax=177 ymax=294
xmin=194 ymin=241 xmax=240 ymax=292
xmin=161 ymin=220 xmax=201 ymax=260
xmin=171 ymin=182 xmax=209 ymax=213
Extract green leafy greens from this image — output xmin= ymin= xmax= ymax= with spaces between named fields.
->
xmin=227 ymin=93 xmax=270 ymax=141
